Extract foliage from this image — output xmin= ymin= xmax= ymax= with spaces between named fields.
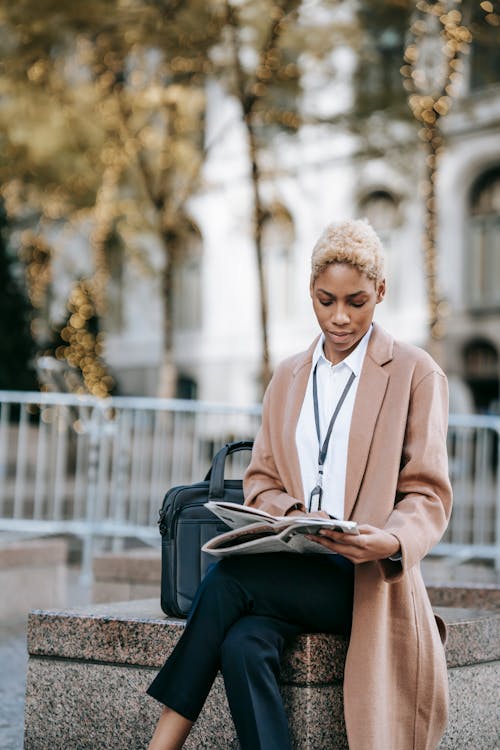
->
xmin=0 ymin=0 xmax=351 ymax=396
xmin=0 ymin=0 xmax=226 ymax=395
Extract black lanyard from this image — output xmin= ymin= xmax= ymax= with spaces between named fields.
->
xmin=308 ymin=363 xmax=356 ymax=512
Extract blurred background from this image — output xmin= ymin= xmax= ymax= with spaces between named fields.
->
xmin=0 ymin=0 xmax=498 ymax=408
xmin=0 ymin=3 xmax=499 ymax=747
xmin=0 ymin=0 xmax=499 ymax=582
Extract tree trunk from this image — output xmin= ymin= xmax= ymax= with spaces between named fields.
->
xmin=245 ymin=117 xmax=272 ymax=393
xmin=157 ymin=241 xmax=177 ymax=398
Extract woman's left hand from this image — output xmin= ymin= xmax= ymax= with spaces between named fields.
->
xmin=307 ymin=524 xmax=400 ymax=563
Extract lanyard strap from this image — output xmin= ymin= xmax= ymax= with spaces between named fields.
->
xmin=310 ymin=364 xmax=356 ymax=510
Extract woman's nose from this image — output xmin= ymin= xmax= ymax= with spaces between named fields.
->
xmin=331 ymin=305 xmax=350 ymax=324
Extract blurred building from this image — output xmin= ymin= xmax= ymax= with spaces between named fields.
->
xmin=41 ymin=6 xmax=500 ymax=412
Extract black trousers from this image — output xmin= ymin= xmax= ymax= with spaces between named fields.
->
xmin=147 ymin=552 xmax=354 ymax=750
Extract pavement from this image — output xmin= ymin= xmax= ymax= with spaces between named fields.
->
xmin=0 ymin=619 xmax=27 ymax=750
xmin=0 ymin=566 xmax=91 ymax=750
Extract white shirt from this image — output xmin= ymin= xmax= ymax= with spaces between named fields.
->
xmin=295 ymin=325 xmax=373 ymax=519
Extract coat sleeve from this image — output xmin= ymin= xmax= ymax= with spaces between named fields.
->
xmin=243 ymin=372 xmax=306 ymax=517
xmin=378 ymin=369 xmax=453 ymax=582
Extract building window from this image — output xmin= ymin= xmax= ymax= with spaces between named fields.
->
xmin=354 ymin=1 xmax=410 ymax=115
xmin=463 ymin=339 xmax=499 ymax=414
xmin=359 ymin=190 xmax=401 ymax=303
xmin=360 ymin=190 xmax=400 ymax=236
xmin=104 ymin=227 xmax=124 ymax=333
xmin=469 ymin=8 xmax=500 ymax=91
xmin=172 ymin=221 xmax=202 ymax=332
xmin=176 ymin=373 xmax=198 ymax=400
xmin=468 ymin=168 xmax=500 ymax=310
xmin=262 ymin=205 xmax=294 ymax=322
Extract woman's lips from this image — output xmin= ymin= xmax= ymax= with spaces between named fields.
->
xmin=329 ymin=331 xmax=351 ymax=339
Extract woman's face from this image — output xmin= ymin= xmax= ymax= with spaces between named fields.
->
xmin=310 ymin=262 xmax=385 ymax=364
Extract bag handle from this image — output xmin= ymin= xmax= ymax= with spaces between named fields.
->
xmin=206 ymin=440 xmax=254 ymax=499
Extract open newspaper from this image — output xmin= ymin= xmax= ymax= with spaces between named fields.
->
xmin=202 ymin=501 xmax=358 ymax=557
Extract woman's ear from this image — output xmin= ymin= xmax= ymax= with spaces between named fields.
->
xmin=376 ymin=279 xmax=386 ymax=303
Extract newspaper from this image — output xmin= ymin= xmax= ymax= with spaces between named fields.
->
xmin=202 ymin=501 xmax=358 ymax=557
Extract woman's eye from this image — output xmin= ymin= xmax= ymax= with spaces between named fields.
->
xmin=351 ymin=301 xmax=365 ymax=308
xmin=318 ymin=298 xmax=332 ymax=306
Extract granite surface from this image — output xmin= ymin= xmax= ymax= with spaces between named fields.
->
xmin=24 ymin=660 xmax=238 ymax=750
xmin=284 ymin=685 xmax=347 ymax=750
xmin=440 ymin=662 xmax=500 ymax=749
xmin=27 ymin=600 xmax=184 ymax=668
xmin=26 ymin=599 xmax=349 ymax=684
xmin=427 ymin=583 xmax=500 ymax=611
xmin=23 ymin=657 xmax=347 ymax=750
xmin=434 ymin=606 xmax=500 ymax=667
xmin=24 ymin=599 xmax=500 ymax=749
xmin=27 ymin=599 xmax=500 ymax=673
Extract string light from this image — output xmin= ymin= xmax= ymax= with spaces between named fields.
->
xmin=19 ymin=231 xmax=52 ymax=344
xmin=55 ymin=278 xmax=114 ymax=398
xmin=401 ymin=1 xmax=474 ymax=346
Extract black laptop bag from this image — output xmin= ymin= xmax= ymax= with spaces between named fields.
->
xmin=158 ymin=440 xmax=253 ymax=617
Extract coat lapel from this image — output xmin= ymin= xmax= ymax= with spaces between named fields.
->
xmin=344 ymin=325 xmax=393 ymax=519
xmin=283 ymin=338 xmax=318 ymax=500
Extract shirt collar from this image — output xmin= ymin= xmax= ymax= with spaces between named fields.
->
xmin=312 ymin=323 xmax=373 ymax=376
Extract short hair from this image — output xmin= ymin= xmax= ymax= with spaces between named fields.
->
xmin=310 ymin=218 xmax=385 ymax=284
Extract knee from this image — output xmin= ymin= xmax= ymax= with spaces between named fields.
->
xmin=198 ymin=558 xmax=233 ymax=594
xmin=198 ymin=556 xmax=247 ymax=596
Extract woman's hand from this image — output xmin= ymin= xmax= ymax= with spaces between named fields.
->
xmin=307 ymin=524 xmax=400 ymax=563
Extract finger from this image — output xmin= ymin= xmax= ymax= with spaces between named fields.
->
xmin=306 ymin=535 xmax=337 ymax=550
xmin=318 ymin=529 xmax=343 ymax=539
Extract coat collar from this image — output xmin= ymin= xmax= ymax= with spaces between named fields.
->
xmin=288 ymin=323 xmax=394 ymax=516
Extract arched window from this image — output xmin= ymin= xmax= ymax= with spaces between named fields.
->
xmin=262 ymin=205 xmax=294 ymax=321
xmin=468 ymin=168 xmax=500 ymax=309
xmin=172 ymin=219 xmax=203 ymax=332
xmin=359 ymin=190 xmax=400 ymax=236
xmin=359 ymin=190 xmax=401 ymax=304
xmin=463 ymin=339 xmax=499 ymax=414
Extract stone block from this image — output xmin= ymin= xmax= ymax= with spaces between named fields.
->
xmin=24 ymin=599 xmax=500 ymax=749
xmin=427 ymin=583 xmax=500 ymax=611
xmin=92 ymin=548 xmax=160 ymax=603
xmin=0 ymin=538 xmax=67 ymax=623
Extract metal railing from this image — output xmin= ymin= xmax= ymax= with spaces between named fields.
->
xmin=0 ymin=391 xmax=261 ymax=582
xmin=439 ymin=413 xmax=500 ymax=568
xmin=0 ymin=391 xmax=498 ymax=580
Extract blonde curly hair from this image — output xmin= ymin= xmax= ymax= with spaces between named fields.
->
xmin=310 ymin=218 xmax=385 ymax=284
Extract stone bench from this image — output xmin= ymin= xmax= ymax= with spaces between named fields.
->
xmin=92 ymin=548 xmax=161 ymax=603
xmin=426 ymin=582 xmax=500 ymax=612
xmin=24 ymin=599 xmax=500 ymax=749
xmin=0 ymin=538 xmax=67 ymax=623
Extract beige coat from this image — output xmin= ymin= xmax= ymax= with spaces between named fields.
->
xmin=243 ymin=323 xmax=452 ymax=750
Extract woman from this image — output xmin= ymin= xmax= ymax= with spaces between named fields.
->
xmin=147 ymin=218 xmax=452 ymax=750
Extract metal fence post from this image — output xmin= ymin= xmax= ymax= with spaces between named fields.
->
xmin=80 ymin=404 xmax=103 ymax=586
